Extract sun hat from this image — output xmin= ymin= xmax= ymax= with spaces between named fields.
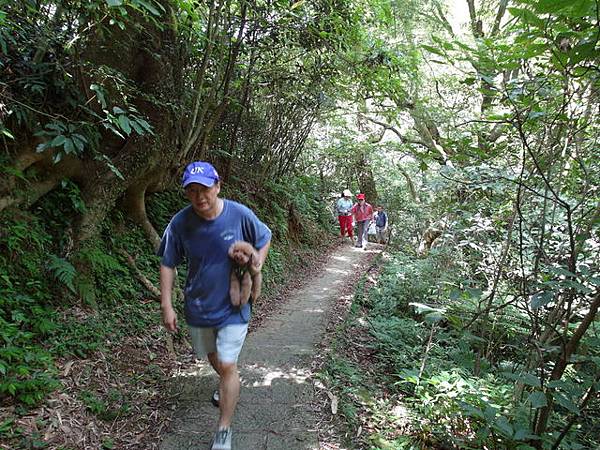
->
xmin=342 ymin=189 xmax=352 ymax=197
xmin=356 ymin=193 xmax=365 ymax=200
xmin=182 ymin=161 xmax=220 ymax=188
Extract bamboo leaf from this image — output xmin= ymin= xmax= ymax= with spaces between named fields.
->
xmin=421 ymin=44 xmax=445 ymax=58
xmin=118 ymin=115 xmax=132 ymax=135
xmin=63 ymin=138 xmax=75 ymax=154
xmin=136 ymin=0 xmax=161 ymax=16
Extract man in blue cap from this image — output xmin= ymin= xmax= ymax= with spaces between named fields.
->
xmin=158 ymin=161 xmax=271 ymax=450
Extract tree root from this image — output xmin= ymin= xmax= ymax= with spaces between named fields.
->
xmin=117 ymin=248 xmax=160 ymax=299
xmin=118 ymin=248 xmax=176 ymax=360
xmin=122 ymin=183 xmax=161 ymax=251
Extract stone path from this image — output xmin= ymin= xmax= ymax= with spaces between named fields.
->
xmin=159 ymin=243 xmax=381 ymax=450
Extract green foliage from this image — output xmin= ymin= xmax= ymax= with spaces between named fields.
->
xmin=146 ymin=189 xmax=189 ymax=235
xmin=0 ymin=0 xmax=158 ymax=188
xmin=34 ymin=121 xmax=90 ymax=163
xmin=1 ymin=0 xmax=598 ymax=448
xmin=309 ymin=1 xmax=600 ymax=439
xmin=323 ymin=249 xmax=598 ymax=449
xmin=259 ymin=246 xmax=286 ymax=293
xmin=79 ymin=388 xmax=131 ymax=421
xmin=0 ymin=315 xmax=59 ymax=405
xmin=0 ymin=180 xmax=164 ymax=405
xmin=260 ymin=174 xmax=335 ymax=241
xmin=0 ymin=212 xmax=59 ymax=405
xmin=48 ymin=255 xmax=77 ymax=293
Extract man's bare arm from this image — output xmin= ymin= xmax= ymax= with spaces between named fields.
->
xmin=160 ymin=265 xmax=178 ymax=331
xmin=252 ymin=241 xmax=271 ymax=273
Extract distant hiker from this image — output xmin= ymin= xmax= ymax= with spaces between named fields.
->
xmin=374 ymin=205 xmax=388 ymax=244
xmin=351 ymin=193 xmax=374 ymax=250
xmin=336 ymin=189 xmax=354 ymax=242
xmin=158 ymin=161 xmax=271 ymax=450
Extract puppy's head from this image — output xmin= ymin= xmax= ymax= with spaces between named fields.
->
xmin=229 ymin=241 xmax=254 ymax=266
xmin=232 ymin=248 xmax=250 ymax=265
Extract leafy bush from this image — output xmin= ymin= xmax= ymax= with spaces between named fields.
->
xmin=0 ymin=214 xmax=59 ymax=404
xmin=323 ymin=249 xmax=599 ymax=450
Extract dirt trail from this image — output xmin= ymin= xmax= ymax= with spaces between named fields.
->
xmin=159 ymin=243 xmax=382 ymax=450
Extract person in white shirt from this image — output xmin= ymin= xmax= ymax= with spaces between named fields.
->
xmin=335 ymin=189 xmax=354 ymax=242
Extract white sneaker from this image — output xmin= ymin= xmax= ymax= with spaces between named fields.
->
xmin=211 ymin=427 xmax=232 ymax=450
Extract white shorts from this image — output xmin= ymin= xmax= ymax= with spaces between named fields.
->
xmin=189 ymin=323 xmax=249 ymax=364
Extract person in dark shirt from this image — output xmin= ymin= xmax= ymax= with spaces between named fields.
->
xmin=374 ymin=205 xmax=388 ymax=244
xmin=158 ymin=161 xmax=271 ymax=450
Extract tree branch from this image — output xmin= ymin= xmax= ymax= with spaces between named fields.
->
xmin=118 ymin=249 xmax=161 ymax=299
xmin=491 ymin=0 xmax=509 ymax=36
xmin=361 ymin=115 xmax=429 ymax=148
xmin=534 ymin=289 xmax=600 ymax=435
xmin=466 ymin=0 xmax=483 ymax=38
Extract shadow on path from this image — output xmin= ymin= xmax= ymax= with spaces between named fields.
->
xmin=160 ymin=244 xmax=382 ymax=450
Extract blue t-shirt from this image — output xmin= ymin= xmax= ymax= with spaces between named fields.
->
xmin=375 ymin=211 xmax=387 ymax=228
xmin=336 ymin=197 xmax=353 ymax=215
xmin=157 ymin=199 xmax=272 ymax=328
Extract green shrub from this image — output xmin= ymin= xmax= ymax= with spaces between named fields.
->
xmin=322 ymin=248 xmax=597 ymax=450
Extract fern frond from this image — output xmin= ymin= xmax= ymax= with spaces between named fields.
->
xmin=79 ymin=248 xmax=124 ymax=272
xmin=75 ymin=275 xmax=96 ymax=306
xmin=48 ymin=255 xmax=77 ymax=293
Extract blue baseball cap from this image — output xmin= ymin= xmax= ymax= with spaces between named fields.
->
xmin=182 ymin=161 xmax=220 ymax=188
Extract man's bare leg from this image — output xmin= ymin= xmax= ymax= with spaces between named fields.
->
xmin=208 ymin=352 xmax=222 ymax=375
xmin=207 ymin=352 xmax=239 ymax=427
xmin=217 ymin=362 xmax=239 ymax=428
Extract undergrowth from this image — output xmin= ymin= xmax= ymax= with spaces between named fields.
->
xmin=320 ymin=249 xmax=600 ymax=450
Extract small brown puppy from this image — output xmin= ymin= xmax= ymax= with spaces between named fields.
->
xmin=228 ymin=241 xmax=262 ymax=307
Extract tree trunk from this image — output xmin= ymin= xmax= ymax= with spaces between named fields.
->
xmin=122 ymin=179 xmax=161 ymax=251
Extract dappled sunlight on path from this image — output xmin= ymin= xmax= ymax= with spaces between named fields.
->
xmin=159 ymin=243 xmax=383 ymax=450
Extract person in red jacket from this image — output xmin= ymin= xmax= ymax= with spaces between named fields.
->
xmin=351 ymin=193 xmax=374 ymax=250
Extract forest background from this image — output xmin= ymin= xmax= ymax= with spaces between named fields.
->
xmin=0 ymin=0 xmax=598 ymax=449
